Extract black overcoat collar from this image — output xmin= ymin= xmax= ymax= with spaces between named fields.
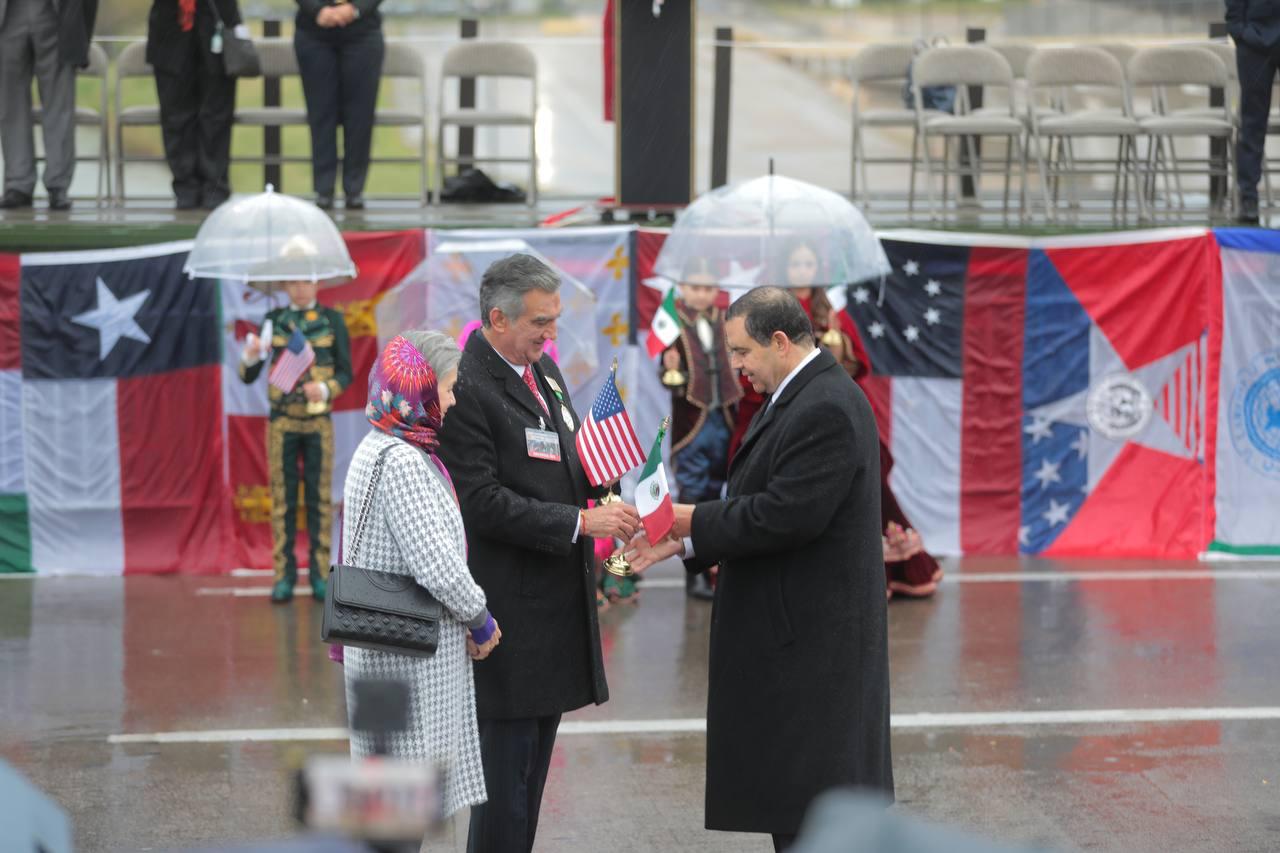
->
xmin=731 ymin=348 xmax=838 ymax=472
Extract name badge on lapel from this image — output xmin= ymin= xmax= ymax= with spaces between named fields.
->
xmin=526 ymin=428 xmax=562 ymax=462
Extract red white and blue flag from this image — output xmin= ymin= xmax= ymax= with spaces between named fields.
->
xmin=849 ymin=230 xmax=1217 ymax=558
xmin=0 ymin=242 xmax=226 ymax=574
xmin=268 ymin=327 xmax=315 ymax=394
xmin=575 ymin=368 xmax=646 ymax=486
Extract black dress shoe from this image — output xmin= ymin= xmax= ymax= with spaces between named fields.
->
xmin=0 ymin=189 xmax=33 ymax=209
xmin=345 ymin=194 xmax=364 ymax=210
xmin=47 ymin=189 xmax=71 ymax=211
xmin=315 ymin=194 xmax=334 ymax=211
xmin=1237 ymin=198 xmax=1261 ymax=226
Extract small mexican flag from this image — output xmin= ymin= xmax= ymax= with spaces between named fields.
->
xmin=646 ymin=285 xmax=680 ymax=358
xmin=635 ymin=421 xmax=674 ymax=542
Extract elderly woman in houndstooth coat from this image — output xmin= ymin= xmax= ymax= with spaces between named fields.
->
xmin=341 ymin=330 xmax=502 ymax=819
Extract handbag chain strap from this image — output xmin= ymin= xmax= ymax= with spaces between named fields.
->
xmin=347 ymin=444 xmax=395 ymax=566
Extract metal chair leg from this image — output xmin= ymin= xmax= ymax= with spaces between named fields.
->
xmin=1034 ymin=131 xmax=1054 ymax=222
xmin=921 ymin=133 xmax=939 ymax=222
xmin=1002 ymin=133 xmax=1013 ymax=224
xmin=941 ymin=136 xmax=951 ymax=216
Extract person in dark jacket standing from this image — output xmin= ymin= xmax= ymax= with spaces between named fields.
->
xmin=629 ymin=286 xmax=894 ymax=853
xmin=1227 ymin=0 xmax=1280 ymax=224
xmin=146 ymin=0 xmax=240 ymax=210
xmin=437 ymin=254 xmax=640 ymax=853
xmin=0 ymin=0 xmax=98 ymax=210
xmin=293 ymin=0 xmax=384 ymax=210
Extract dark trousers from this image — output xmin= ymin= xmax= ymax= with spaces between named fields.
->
xmin=772 ymin=832 xmax=797 ymax=852
xmin=269 ymin=417 xmax=333 ymax=584
xmin=676 ymin=410 xmax=730 ymax=587
xmin=1236 ymin=40 xmax=1280 ymax=204
xmin=294 ymin=24 xmax=384 ymax=198
xmin=0 ymin=0 xmax=76 ymax=194
xmin=673 ymin=409 xmax=731 ymax=503
xmin=467 ymin=714 xmax=561 ymax=853
xmin=154 ymin=52 xmax=235 ymax=207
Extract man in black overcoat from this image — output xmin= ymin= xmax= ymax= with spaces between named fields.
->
xmin=630 ymin=286 xmax=894 ymax=852
xmin=145 ymin=0 xmax=241 ymax=209
xmin=437 ymin=253 xmax=641 ymax=853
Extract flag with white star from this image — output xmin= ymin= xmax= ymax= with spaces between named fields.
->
xmin=7 ymin=244 xmax=223 ymax=575
xmin=846 ymin=239 xmax=967 ymax=378
xmin=20 ymin=246 xmax=218 ymax=379
xmin=835 ymin=231 xmax=1220 ymax=559
xmin=1018 ymin=241 xmax=1214 ymax=557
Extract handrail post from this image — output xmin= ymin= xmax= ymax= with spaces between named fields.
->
xmin=711 ymin=27 xmax=733 ymax=189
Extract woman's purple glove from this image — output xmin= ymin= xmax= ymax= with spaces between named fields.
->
xmin=469 ymin=614 xmax=497 ymax=646
xmin=467 ymin=614 xmax=501 ymax=661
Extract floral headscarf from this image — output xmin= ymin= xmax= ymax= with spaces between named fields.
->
xmin=366 ymin=335 xmax=445 ymax=453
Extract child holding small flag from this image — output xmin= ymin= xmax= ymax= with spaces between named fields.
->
xmin=654 ymin=259 xmax=741 ymax=599
xmin=241 ymin=277 xmax=352 ymax=603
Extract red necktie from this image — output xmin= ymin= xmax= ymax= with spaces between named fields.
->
xmin=178 ymin=0 xmax=196 ymax=32
xmin=522 ymin=365 xmax=550 ymax=416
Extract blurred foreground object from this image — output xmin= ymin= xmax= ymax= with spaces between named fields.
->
xmin=793 ymin=790 xmax=1054 ymax=853
xmin=0 ymin=759 xmax=72 ymax=853
xmin=296 ymin=680 xmax=442 ymax=850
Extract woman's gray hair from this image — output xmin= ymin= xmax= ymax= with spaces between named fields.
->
xmin=479 ymin=253 xmax=561 ymax=327
xmin=402 ymin=329 xmax=461 ymax=378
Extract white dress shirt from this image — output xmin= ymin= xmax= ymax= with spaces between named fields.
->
xmin=482 ymin=335 xmax=583 ymax=543
xmin=766 ymin=346 xmax=820 ymax=412
xmin=683 ymin=346 xmax=820 ymax=559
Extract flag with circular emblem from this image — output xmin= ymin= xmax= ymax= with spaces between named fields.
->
xmin=635 ymin=422 xmax=673 ymax=542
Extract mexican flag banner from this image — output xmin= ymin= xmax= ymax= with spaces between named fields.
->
xmin=635 ymin=420 xmax=674 ymax=541
xmin=646 ymin=286 xmax=680 ymax=358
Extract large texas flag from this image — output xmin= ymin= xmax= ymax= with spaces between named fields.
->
xmin=1 ymin=243 xmax=225 ymax=574
xmin=850 ymin=230 xmax=1217 ymax=558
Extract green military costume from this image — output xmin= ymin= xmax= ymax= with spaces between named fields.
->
xmin=240 ymin=302 xmax=352 ymax=602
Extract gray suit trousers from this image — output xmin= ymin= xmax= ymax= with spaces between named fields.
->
xmin=0 ymin=0 xmax=75 ymax=194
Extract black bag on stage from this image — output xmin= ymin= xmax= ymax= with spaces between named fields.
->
xmin=207 ymin=0 xmax=262 ymax=79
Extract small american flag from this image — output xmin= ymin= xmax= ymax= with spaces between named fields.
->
xmin=575 ymin=369 xmax=646 ymax=486
xmin=268 ymin=327 xmax=315 ymax=394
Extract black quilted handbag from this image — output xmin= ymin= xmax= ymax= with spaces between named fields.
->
xmin=321 ymin=444 xmax=444 ymax=657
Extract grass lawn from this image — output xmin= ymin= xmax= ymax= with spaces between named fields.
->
xmin=80 ymin=41 xmax=427 ymax=200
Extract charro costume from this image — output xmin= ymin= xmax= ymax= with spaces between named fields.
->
xmin=661 ymin=300 xmax=742 ymax=599
xmin=240 ymin=301 xmax=352 ymax=602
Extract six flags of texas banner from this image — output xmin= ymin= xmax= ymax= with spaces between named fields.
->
xmin=0 ymin=226 xmax=1276 ymax=575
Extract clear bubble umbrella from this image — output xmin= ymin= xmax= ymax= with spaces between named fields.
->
xmin=652 ymin=173 xmax=890 ymax=290
xmin=182 ymin=186 xmax=356 ymax=287
xmin=376 ymin=238 xmax=599 ymax=393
